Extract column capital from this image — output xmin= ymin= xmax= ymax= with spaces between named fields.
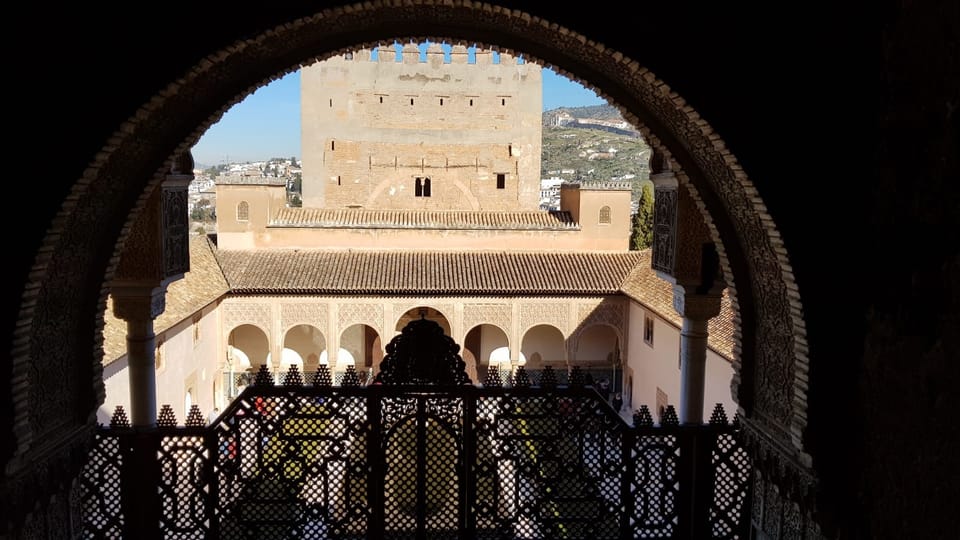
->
xmin=672 ymin=284 xmax=723 ymax=321
xmin=111 ymin=282 xmax=168 ymax=321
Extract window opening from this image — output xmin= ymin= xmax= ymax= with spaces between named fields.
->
xmin=496 ymin=173 xmax=506 ymax=189
xmin=599 ymin=206 xmax=611 ymax=224
xmin=237 ymin=201 xmax=249 ymax=222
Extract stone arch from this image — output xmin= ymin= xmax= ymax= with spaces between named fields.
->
xmin=7 ymin=1 xmax=809 ymax=520
xmin=520 ymin=324 xmax=566 ymax=369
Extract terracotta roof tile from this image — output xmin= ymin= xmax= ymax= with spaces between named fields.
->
xmin=215 ymin=249 xmax=643 ymax=295
xmin=619 ymin=249 xmax=737 ymax=361
xmin=101 ymin=236 xmax=231 ymax=364
xmin=271 ymin=208 xmax=579 ymax=230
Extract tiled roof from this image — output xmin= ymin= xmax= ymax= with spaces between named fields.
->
xmin=215 ymin=249 xmax=643 ymax=295
xmin=270 ymin=208 xmax=579 ymax=230
xmin=101 ymin=235 xmax=231 ymax=364
xmin=618 ymin=250 xmax=737 ymax=362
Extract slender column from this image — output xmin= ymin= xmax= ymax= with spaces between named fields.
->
xmin=112 ymin=285 xmax=167 ymax=427
xmin=673 ymin=286 xmax=722 ymax=424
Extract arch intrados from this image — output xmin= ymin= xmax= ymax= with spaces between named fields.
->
xmin=521 ymin=323 xmax=566 ymax=340
xmin=11 ymin=2 xmax=808 ymax=463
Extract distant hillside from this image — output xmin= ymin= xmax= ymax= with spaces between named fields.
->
xmin=542 ymin=104 xmax=641 ymax=137
xmin=541 ymin=106 xmax=650 ymax=204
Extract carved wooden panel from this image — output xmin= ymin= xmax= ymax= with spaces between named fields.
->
xmin=652 ymin=187 xmax=677 ymax=275
xmin=161 ymin=187 xmax=190 ymax=279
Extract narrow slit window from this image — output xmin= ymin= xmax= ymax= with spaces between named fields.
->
xmin=423 ymin=177 xmax=431 ymax=197
xmin=439 ymin=98 xmax=444 ymax=106
xmin=496 ymin=173 xmax=506 ymax=189
xmin=331 ymin=141 xmax=335 ymax=151
xmin=410 ymin=98 xmax=414 ymax=105
xmin=379 ymin=96 xmax=383 ymax=104
xmin=415 ymin=177 xmax=423 ymax=197
xmin=501 ymin=98 xmax=506 ymax=106
xmin=469 ymin=98 xmax=474 ymax=106
xmin=644 ymin=316 xmax=654 ymax=346
xmin=329 ymin=98 xmax=333 ymax=107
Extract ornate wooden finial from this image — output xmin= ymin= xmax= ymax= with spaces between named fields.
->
xmin=186 ymin=405 xmax=205 ymax=427
xmin=341 ymin=365 xmax=361 ymax=387
xmin=283 ymin=364 xmax=304 ymax=387
xmin=567 ymin=366 xmax=585 ymax=387
xmin=709 ymin=403 xmax=728 ymax=425
xmin=660 ymin=404 xmax=679 ymax=426
xmin=633 ymin=405 xmax=653 ymax=428
xmin=157 ymin=404 xmax=178 ymax=427
xmin=512 ymin=365 xmax=531 ymax=387
xmin=253 ymin=364 xmax=274 ymax=386
xmin=374 ymin=316 xmax=472 ymax=385
xmin=312 ymin=365 xmax=332 ymax=387
xmin=110 ymin=405 xmax=130 ymax=428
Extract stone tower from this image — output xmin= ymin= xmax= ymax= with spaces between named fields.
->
xmin=300 ymin=42 xmax=543 ymax=211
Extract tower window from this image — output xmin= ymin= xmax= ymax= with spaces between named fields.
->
xmin=236 ymin=201 xmax=249 ymax=222
xmin=469 ymin=99 xmax=474 ymax=106
xmin=496 ymin=173 xmax=506 ymax=189
xmin=415 ymin=177 xmax=432 ymax=197
xmin=599 ymin=206 xmax=611 ymax=224
xmin=329 ymin=98 xmax=333 ymax=107
xmin=410 ymin=98 xmax=414 ymax=105
xmin=501 ymin=98 xmax=506 ymax=106
xmin=439 ymin=98 xmax=444 ymax=106
xmin=379 ymin=96 xmax=383 ymax=104
xmin=331 ymin=141 xmax=335 ymax=151
xmin=643 ymin=316 xmax=654 ymax=346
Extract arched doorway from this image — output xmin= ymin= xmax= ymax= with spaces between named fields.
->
xmin=340 ymin=324 xmax=382 ymax=383
xmin=464 ymin=324 xmax=511 ymax=382
xmin=283 ymin=323 xmax=326 ymax=375
xmin=395 ymin=307 xmax=452 ymax=337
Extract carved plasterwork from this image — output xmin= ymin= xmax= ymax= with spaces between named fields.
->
xmin=281 ymin=302 xmax=328 ymax=333
xmin=337 ymin=303 xmax=384 ymax=335
xmin=462 ymin=303 xmax=511 ymax=334
xmin=570 ymin=299 xmax=626 ymax=355
xmin=222 ymin=301 xmax=272 ymax=338
xmin=391 ymin=302 xmax=454 ymax=331
xmin=520 ymin=301 xmax=570 ymax=335
xmin=114 ymin=186 xmax=162 ymax=281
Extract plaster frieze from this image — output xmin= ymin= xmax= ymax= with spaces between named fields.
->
xmin=280 ymin=302 xmax=328 ymax=334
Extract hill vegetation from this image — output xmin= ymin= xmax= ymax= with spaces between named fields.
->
xmin=541 ymin=105 xmax=652 ymax=203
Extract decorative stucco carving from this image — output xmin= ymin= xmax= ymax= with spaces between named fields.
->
xmin=281 ymin=302 xmax=328 ymax=333
xmin=222 ymin=302 xmax=272 ymax=338
xmin=462 ymin=303 xmax=511 ymax=334
xmin=520 ymin=302 xmax=570 ymax=335
xmin=337 ymin=303 xmax=384 ymax=336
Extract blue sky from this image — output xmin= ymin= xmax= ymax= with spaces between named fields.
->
xmin=191 ymin=46 xmax=605 ymax=167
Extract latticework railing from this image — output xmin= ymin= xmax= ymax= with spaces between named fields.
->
xmin=80 ymin=377 xmax=750 ymax=539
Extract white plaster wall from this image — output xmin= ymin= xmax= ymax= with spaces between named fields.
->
xmin=624 ymin=301 xmax=735 ymax=420
xmin=99 ymin=305 xmax=223 ymax=425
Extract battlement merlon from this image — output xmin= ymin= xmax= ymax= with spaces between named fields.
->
xmin=327 ymin=42 xmax=536 ymax=69
xmin=561 ymin=181 xmax=633 ymax=191
xmin=214 ymin=175 xmax=287 ymax=186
